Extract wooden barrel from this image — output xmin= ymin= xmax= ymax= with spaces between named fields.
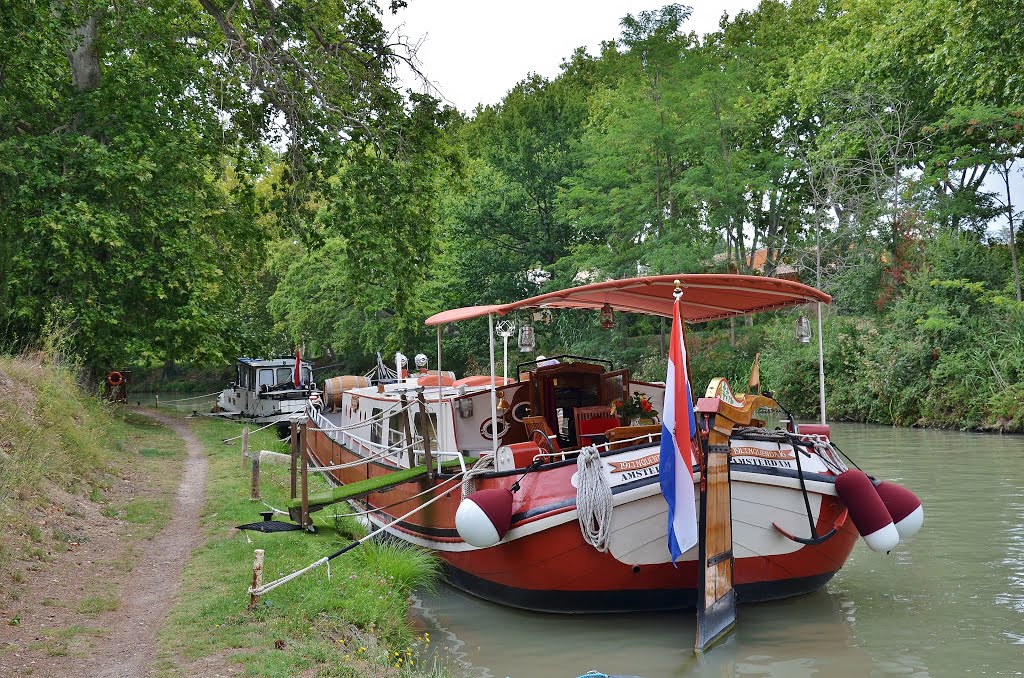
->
xmin=323 ymin=375 xmax=371 ymax=408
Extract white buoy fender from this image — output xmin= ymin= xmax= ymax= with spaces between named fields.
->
xmin=874 ymin=481 xmax=924 ymax=541
xmin=455 ymin=488 xmax=514 ymax=548
xmin=834 ymin=470 xmax=900 ymax=553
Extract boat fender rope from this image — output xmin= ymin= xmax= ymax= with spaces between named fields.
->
xmin=462 ymin=455 xmax=497 ymax=498
xmin=575 ymin=445 xmax=612 ymax=553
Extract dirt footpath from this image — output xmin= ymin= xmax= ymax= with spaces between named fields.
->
xmin=0 ymin=410 xmax=208 ymax=677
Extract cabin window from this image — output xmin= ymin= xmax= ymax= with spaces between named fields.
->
xmin=389 ymin=412 xmax=405 ymax=450
xmin=414 ymin=412 xmax=438 ymax=452
xmin=258 ymin=369 xmax=274 ymax=390
xmin=273 ymin=367 xmax=289 ymax=384
xmin=370 ymin=408 xmax=383 ymax=445
xmin=302 ymin=366 xmax=312 ymax=384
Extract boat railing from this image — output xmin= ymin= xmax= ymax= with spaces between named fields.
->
xmin=307 ymin=405 xmax=469 ymax=476
xmin=528 ymin=430 xmax=663 ymax=466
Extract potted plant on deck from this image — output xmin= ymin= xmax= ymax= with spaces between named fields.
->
xmin=610 ymin=391 xmax=659 ymax=426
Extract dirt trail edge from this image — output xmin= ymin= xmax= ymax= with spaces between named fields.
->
xmin=89 ymin=409 xmax=208 ymax=678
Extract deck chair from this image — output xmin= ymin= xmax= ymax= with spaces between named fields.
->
xmin=523 ymin=416 xmax=562 ymax=461
xmin=573 ymin=405 xmax=619 ymax=448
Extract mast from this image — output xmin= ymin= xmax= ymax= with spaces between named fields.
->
xmin=488 ymin=313 xmax=499 ymax=456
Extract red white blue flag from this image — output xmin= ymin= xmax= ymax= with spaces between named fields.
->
xmin=659 ymin=298 xmax=698 ymax=563
xmin=293 ymin=349 xmax=302 ymax=388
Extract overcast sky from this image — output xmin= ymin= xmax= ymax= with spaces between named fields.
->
xmin=382 ymin=0 xmax=759 ymax=113
xmin=380 ymin=1 xmax=1022 ymax=237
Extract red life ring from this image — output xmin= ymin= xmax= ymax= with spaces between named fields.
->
xmin=107 ymin=371 xmax=124 ymax=386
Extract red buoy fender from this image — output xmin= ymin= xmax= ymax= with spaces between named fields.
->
xmin=835 ymin=470 xmax=900 ymax=553
xmin=455 ymin=488 xmax=514 ymax=548
xmin=874 ymin=481 xmax=924 ymax=541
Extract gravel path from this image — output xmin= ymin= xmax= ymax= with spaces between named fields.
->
xmin=88 ymin=410 xmax=208 ymax=678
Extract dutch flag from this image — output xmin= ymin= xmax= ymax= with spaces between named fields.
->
xmin=659 ymin=297 xmax=699 ymax=563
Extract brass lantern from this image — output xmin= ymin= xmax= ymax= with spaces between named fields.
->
xmin=600 ymin=302 xmax=615 ymax=330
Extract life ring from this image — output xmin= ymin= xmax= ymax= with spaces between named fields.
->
xmin=511 ymin=401 xmax=531 ymax=423
xmin=480 ymin=417 xmax=510 ymax=441
xmin=107 ymin=371 xmax=124 ymax=386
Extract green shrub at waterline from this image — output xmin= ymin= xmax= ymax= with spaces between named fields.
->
xmin=757 ymin=275 xmax=1024 ymax=431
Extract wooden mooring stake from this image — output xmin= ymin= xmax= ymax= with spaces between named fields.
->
xmin=248 ymin=548 xmax=264 ymax=610
xmin=241 ymin=426 xmax=250 ymax=470
xmin=290 ymin=421 xmax=298 ymax=501
xmin=300 ymin=423 xmax=310 ymax=529
xmin=250 ymin=449 xmax=261 ymax=500
xmin=416 ymin=390 xmax=434 ymax=482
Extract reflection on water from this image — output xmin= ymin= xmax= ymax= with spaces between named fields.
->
xmin=413 ymin=424 xmax=1024 ymax=677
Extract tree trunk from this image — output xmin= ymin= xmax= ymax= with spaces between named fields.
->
xmin=67 ymin=13 xmax=101 ymax=92
xmin=1004 ymin=165 xmax=1022 ymax=302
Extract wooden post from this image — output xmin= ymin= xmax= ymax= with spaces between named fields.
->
xmin=300 ymin=423 xmax=310 ymax=529
xmin=692 ymin=393 xmax=775 ymax=653
xmin=250 ymin=450 xmax=261 ymax=500
xmin=248 ymin=548 xmax=265 ymax=610
xmin=155 ymin=394 xmax=159 ymax=409
xmin=400 ymin=393 xmax=415 ymax=467
xmin=241 ymin=427 xmax=250 ymax=470
xmin=289 ymin=421 xmax=298 ymax=501
xmin=417 ymin=390 xmax=434 ymax=481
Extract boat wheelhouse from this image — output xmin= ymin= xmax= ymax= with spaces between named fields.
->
xmin=215 ymin=356 xmax=316 ymax=425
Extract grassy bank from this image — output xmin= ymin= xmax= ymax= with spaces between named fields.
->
xmin=0 ymin=352 xmax=120 ymax=582
xmin=157 ymin=416 xmax=451 ymax=678
xmin=0 ymin=352 xmax=188 ymax=665
xmin=1 ymin=354 xmax=454 ymax=676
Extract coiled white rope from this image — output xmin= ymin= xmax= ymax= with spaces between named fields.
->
xmin=461 ymin=455 xmax=497 ymax=498
xmin=575 ymin=445 xmax=613 ymax=552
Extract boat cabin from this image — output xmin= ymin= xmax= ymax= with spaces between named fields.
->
xmin=319 ymin=355 xmax=665 ymax=474
xmin=216 ymin=357 xmax=315 ymax=422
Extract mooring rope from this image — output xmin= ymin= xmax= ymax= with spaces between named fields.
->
xmin=305 ymin=437 xmax=422 ymax=472
xmin=307 ymin=401 xmax=415 ymax=433
xmin=575 ymin=445 xmax=613 ymax=552
xmin=248 ymin=469 xmax=466 ymax=597
xmin=222 ymin=418 xmax=292 ymax=443
xmin=159 ymin=391 xmax=223 ymax=403
xmin=315 ymin=474 xmax=468 ymax=521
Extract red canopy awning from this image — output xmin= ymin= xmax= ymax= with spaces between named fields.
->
xmin=425 ymin=274 xmax=830 ymax=326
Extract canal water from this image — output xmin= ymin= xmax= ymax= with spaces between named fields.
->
xmin=413 ymin=424 xmax=1024 ymax=677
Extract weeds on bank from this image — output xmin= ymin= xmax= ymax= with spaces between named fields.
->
xmin=0 ymin=350 xmax=186 ymax=598
xmin=157 ymin=416 xmax=452 ymax=678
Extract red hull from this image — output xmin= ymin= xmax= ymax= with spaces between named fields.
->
xmin=306 ymin=424 xmax=858 ymax=613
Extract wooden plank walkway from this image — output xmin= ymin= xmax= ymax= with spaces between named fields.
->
xmin=287 ymin=458 xmax=474 ymax=513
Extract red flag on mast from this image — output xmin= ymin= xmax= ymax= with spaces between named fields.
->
xmin=293 ymin=349 xmax=302 ymax=388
